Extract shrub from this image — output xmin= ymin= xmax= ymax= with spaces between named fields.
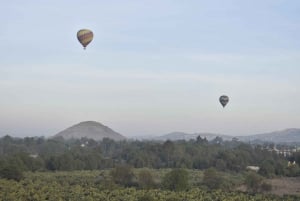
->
xmin=202 ymin=168 xmax=222 ymax=189
xmin=137 ymin=194 xmax=155 ymax=201
xmin=110 ymin=165 xmax=135 ymax=187
xmin=162 ymin=169 xmax=189 ymax=191
xmin=138 ymin=169 xmax=155 ymax=189
xmin=245 ymin=172 xmax=263 ymax=193
xmin=0 ymin=164 xmax=24 ymax=181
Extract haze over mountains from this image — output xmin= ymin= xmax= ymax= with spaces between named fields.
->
xmin=51 ymin=120 xmax=300 ymax=144
xmin=141 ymin=128 xmax=300 ymax=143
xmin=237 ymin=128 xmax=300 ymax=143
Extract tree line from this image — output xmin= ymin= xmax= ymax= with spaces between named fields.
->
xmin=0 ymin=135 xmax=300 ymax=180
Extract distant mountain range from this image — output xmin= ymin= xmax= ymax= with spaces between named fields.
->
xmin=51 ymin=120 xmax=300 ymax=144
xmin=144 ymin=132 xmax=233 ymax=141
xmin=236 ymin=128 xmax=300 ymax=143
xmin=133 ymin=128 xmax=300 ymax=143
xmin=53 ymin=121 xmax=126 ymax=141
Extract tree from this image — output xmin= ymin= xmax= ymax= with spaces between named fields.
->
xmin=163 ymin=140 xmax=175 ymax=167
xmin=110 ymin=165 xmax=135 ymax=187
xmin=215 ymin=159 xmax=226 ymax=171
xmin=196 ymin=136 xmax=208 ymax=144
xmin=0 ymin=164 xmax=24 ymax=181
xmin=162 ymin=169 xmax=189 ymax=191
xmin=211 ymin=136 xmax=223 ymax=144
xmin=245 ymin=172 xmax=263 ymax=193
xmin=45 ymin=156 xmax=59 ymax=171
xmin=259 ymin=160 xmax=275 ymax=178
xmin=138 ymin=169 xmax=155 ymax=189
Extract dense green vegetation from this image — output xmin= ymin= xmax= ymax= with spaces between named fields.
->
xmin=1 ymin=135 xmax=300 ymax=200
xmin=0 ymin=170 xmax=299 ymax=201
xmin=0 ymin=135 xmax=299 ymax=176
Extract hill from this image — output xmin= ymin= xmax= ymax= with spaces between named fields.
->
xmin=53 ymin=121 xmax=126 ymax=141
xmin=237 ymin=128 xmax=300 ymax=143
xmin=135 ymin=128 xmax=300 ymax=143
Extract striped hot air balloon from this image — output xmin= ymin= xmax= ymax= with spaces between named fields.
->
xmin=219 ymin=95 xmax=229 ymax=108
xmin=77 ymin=29 xmax=93 ymax=49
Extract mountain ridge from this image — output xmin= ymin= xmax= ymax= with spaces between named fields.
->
xmin=237 ymin=128 xmax=300 ymax=143
xmin=52 ymin=121 xmax=300 ymax=143
xmin=133 ymin=128 xmax=300 ymax=143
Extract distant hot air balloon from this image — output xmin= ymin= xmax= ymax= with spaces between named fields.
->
xmin=219 ymin=95 xmax=229 ymax=108
xmin=77 ymin=29 xmax=93 ymax=49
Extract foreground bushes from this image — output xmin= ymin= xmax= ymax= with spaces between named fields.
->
xmin=0 ymin=179 xmax=297 ymax=201
xmin=0 ymin=170 xmax=299 ymax=201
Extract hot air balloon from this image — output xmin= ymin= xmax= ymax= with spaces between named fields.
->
xmin=219 ymin=95 xmax=229 ymax=108
xmin=77 ymin=29 xmax=93 ymax=49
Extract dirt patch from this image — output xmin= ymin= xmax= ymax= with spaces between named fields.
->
xmin=267 ymin=177 xmax=300 ymax=196
xmin=235 ymin=177 xmax=300 ymax=196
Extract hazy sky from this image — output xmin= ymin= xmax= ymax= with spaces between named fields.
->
xmin=1 ymin=0 xmax=299 ymax=137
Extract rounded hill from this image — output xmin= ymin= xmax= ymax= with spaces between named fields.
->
xmin=54 ymin=121 xmax=125 ymax=141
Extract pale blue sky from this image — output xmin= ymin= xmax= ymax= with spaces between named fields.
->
xmin=0 ymin=0 xmax=299 ymax=137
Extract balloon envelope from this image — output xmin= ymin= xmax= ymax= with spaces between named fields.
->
xmin=77 ymin=29 xmax=93 ymax=49
xmin=219 ymin=95 xmax=229 ymax=108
